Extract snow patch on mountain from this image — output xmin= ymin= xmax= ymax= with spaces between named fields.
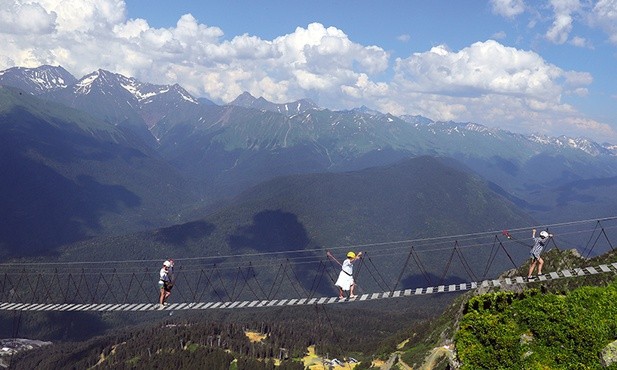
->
xmin=0 ymin=65 xmax=76 ymax=94
xmin=522 ymin=133 xmax=616 ymax=156
xmin=74 ymin=72 xmax=99 ymax=94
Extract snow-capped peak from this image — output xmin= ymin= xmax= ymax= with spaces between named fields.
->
xmin=71 ymin=69 xmax=198 ymax=105
xmin=0 ymin=65 xmax=76 ymax=94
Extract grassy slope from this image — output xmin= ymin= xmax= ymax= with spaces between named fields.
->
xmin=395 ymin=248 xmax=617 ymax=369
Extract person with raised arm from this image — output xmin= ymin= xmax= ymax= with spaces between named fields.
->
xmin=527 ymin=229 xmax=553 ymax=281
xmin=327 ymin=250 xmax=363 ymax=299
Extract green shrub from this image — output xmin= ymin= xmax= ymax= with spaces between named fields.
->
xmin=456 ymin=280 xmax=617 ymax=369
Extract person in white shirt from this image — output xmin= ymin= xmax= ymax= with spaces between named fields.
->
xmin=327 ymin=251 xmax=363 ymax=299
xmin=158 ymin=259 xmax=174 ymax=308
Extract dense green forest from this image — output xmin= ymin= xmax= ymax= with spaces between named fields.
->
xmin=9 ymin=300 xmax=447 ymax=369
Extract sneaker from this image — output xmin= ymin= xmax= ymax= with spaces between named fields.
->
xmin=338 ymin=296 xmax=345 ymax=299
xmin=159 ymin=304 xmax=166 ymax=309
xmin=526 ymin=276 xmax=534 ymax=282
xmin=350 ymin=294 xmax=357 ymax=299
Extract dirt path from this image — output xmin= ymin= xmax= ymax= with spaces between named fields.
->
xmin=420 ymin=345 xmax=455 ymax=370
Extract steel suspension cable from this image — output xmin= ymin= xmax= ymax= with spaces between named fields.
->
xmin=237 ymin=266 xmax=261 ymax=300
xmin=306 ymin=261 xmax=327 ymax=299
xmin=439 ymin=244 xmax=457 ymax=286
xmin=281 ymin=259 xmax=307 ymax=298
xmin=362 ymin=255 xmax=390 ymax=292
xmin=267 ymin=264 xmax=285 ymax=300
xmin=410 ymin=246 xmax=432 ymax=285
xmin=391 ymin=246 xmax=414 ymax=294
xmin=454 ymin=242 xmax=478 ymax=282
xmin=213 ymin=266 xmax=232 ymax=301
xmin=482 ymin=236 xmax=501 ymax=279
xmin=7 ymin=215 xmax=617 ymax=269
xmin=246 ymin=262 xmax=269 ymax=300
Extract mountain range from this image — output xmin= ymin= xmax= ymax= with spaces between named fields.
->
xmin=2 ymin=64 xmax=617 ymax=259
xmin=0 ymin=85 xmax=201 ymax=256
xmin=4 ymin=64 xmax=617 ymax=369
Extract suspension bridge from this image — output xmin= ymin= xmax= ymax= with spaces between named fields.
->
xmin=2 ymin=217 xmax=617 ymax=312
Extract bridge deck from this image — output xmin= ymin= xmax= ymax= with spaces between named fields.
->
xmin=2 ymin=262 xmax=615 ymax=312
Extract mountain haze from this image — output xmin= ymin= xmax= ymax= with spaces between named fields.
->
xmin=0 ymin=86 xmax=201 ymax=256
xmin=57 ymin=156 xmax=535 ymax=298
xmin=2 ymin=64 xmax=617 ymax=256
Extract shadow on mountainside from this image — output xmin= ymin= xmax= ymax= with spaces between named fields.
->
xmin=227 ymin=210 xmax=333 ymax=296
xmin=0 ymin=151 xmax=141 ymax=256
xmin=155 ymin=220 xmax=216 ymax=247
xmin=228 ymin=210 xmax=311 ymax=254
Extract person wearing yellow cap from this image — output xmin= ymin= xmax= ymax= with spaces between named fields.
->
xmin=326 ymin=250 xmax=363 ymax=299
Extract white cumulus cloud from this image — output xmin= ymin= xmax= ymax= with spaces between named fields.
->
xmin=591 ymin=0 xmax=617 ymax=44
xmin=545 ymin=0 xmax=581 ymax=44
xmin=386 ymin=40 xmax=598 ymax=138
xmin=490 ymin=0 xmax=526 ymax=18
xmin=0 ymin=1 xmax=56 ymax=35
xmin=0 ymin=0 xmax=613 ymax=141
xmin=393 ymin=40 xmax=565 ymax=100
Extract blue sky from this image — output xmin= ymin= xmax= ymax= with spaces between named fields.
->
xmin=1 ymin=0 xmax=616 ymax=142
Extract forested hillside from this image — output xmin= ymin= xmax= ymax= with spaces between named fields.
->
xmin=0 ymin=86 xmax=202 ymax=256
xmin=10 ymin=303 xmax=437 ymax=369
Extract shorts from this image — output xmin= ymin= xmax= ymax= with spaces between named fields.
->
xmin=158 ymin=280 xmax=172 ymax=292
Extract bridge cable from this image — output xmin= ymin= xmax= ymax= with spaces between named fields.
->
xmin=247 ymin=262 xmax=270 ymax=300
xmin=267 ymin=264 xmax=284 ymax=300
xmin=497 ymin=236 xmax=519 ymax=270
xmin=269 ymin=264 xmax=288 ymax=300
xmin=410 ymin=246 xmax=432 ymax=285
xmin=238 ymin=266 xmax=260 ymax=301
xmin=439 ymin=243 xmax=457 ymax=286
xmin=455 ymin=241 xmax=478 ymax=282
xmin=356 ymin=255 xmax=387 ymax=292
xmin=213 ymin=265 xmax=232 ymax=301
xmin=305 ymin=260 xmax=326 ymax=300
xmin=365 ymin=254 xmax=391 ymax=292
xmin=282 ymin=259 xmax=307 ymax=298
xmin=77 ymin=268 xmax=93 ymax=303
xmin=391 ymin=246 xmax=414 ymax=295
xmin=482 ymin=236 xmax=501 ymax=279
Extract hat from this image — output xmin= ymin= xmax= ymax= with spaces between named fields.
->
xmin=163 ymin=260 xmax=172 ymax=267
xmin=346 ymin=251 xmax=356 ymax=258
xmin=539 ymin=231 xmax=549 ymax=239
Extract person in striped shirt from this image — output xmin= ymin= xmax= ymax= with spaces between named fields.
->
xmin=527 ymin=229 xmax=553 ymax=281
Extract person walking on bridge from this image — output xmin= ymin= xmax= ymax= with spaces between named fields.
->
xmin=327 ymin=250 xmax=363 ymax=299
xmin=159 ymin=259 xmax=174 ymax=309
xmin=527 ymin=229 xmax=553 ymax=281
